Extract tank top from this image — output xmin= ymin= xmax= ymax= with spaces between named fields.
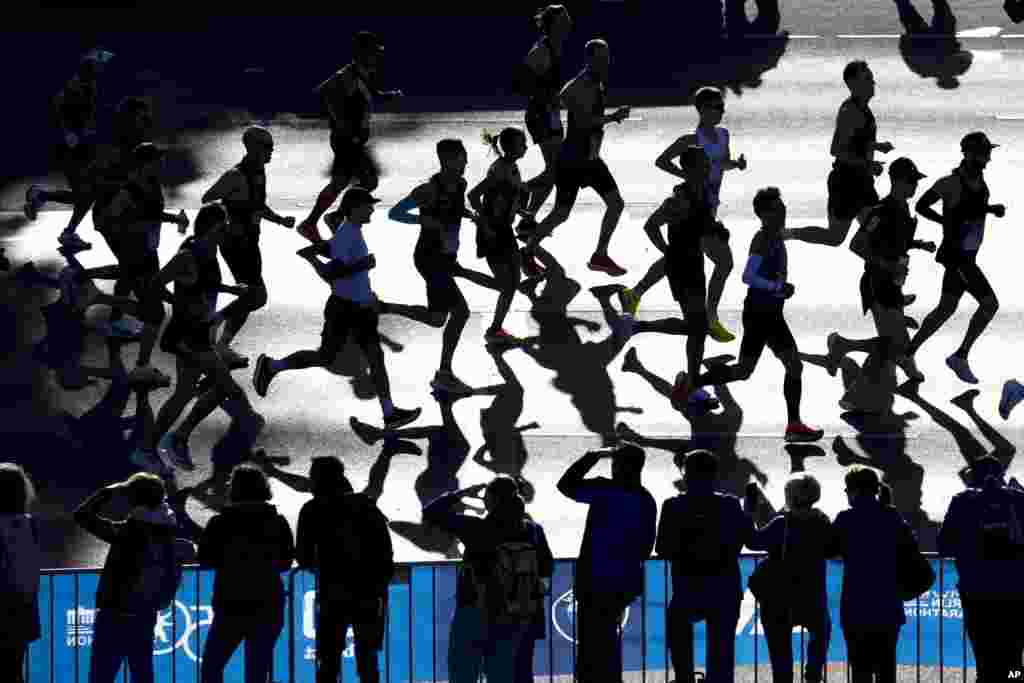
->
xmin=949 ymin=168 xmax=989 ymax=254
xmin=174 ymin=237 xmax=222 ymax=321
xmin=563 ymin=69 xmax=605 ymax=161
xmin=694 ymin=126 xmax=730 ymax=211
xmin=844 ymin=98 xmax=877 ymax=163
xmin=417 ymin=174 xmax=467 ymax=256
xmin=322 ymin=63 xmax=372 ymax=144
xmin=667 ymin=182 xmax=713 ymax=258
xmin=477 ymin=159 xmax=521 ymax=256
xmin=529 ymin=37 xmax=562 ymax=106
xmin=223 ymin=158 xmax=267 ymax=239
xmin=744 ymin=232 xmax=788 ymax=311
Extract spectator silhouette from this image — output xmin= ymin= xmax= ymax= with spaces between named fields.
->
xmin=557 ymin=445 xmax=657 ymax=683
xmin=196 ymin=465 xmax=294 ymax=683
xmin=74 ymin=473 xmax=195 ymax=683
xmin=423 ymin=475 xmax=553 ymax=683
xmin=296 ymin=456 xmax=394 ymax=683
xmin=938 ymin=454 xmax=1024 ymax=680
xmin=514 ymin=477 xmax=554 ymax=683
xmin=894 ymin=0 xmax=972 ymax=89
xmin=655 ymin=449 xmax=754 ymax=683
xmin=619 ymin=349 xmax=768 ymax=498
xmin=0 ymin=464 xmax=42 ymax=683
xmin=745 ymin=474 xmax=834 ymax=683
xmin=831 ymin=465 xmax=917 ymax=683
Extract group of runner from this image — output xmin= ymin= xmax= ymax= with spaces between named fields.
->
xmin=17 ymin=5 xmax=1023 ymax=478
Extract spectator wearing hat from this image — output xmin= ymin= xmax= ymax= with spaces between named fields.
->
xmin=827 ymin=156 xmax=935 ymax=406
xmin=906 ymin=132 xmax=1005 ymax=385
xmin=253 ymin=186 xmax=436 ymax=430
xmin=938 ymin=455 xmax=1024 ymax=682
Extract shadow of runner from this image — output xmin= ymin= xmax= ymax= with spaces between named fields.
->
xmin=894 ymin=0 xmax=973 ymax=90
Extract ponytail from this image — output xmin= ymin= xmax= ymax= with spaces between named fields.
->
xmin=481 ymin=128 xmax=502 ymax=157
xmin=481 ymin=127 xmax=525 ymax=158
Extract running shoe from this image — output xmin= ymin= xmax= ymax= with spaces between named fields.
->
xmin=618 ymin=288 xmax=641 ymax=317
xmin=484 ymin=328 xmax=522 ymax=346
xmin=350 ymin=416 xmax=382 ymax=446
xmin=127 ymin=366 xmax=171 ymax=389
xmin=708 ymin=319 xmax=736 ymax=343
xmin=522 ymin=251 xmax=545 ymax=277
xmin=785 ymin=422 xmax=825 ymax=443
xmin=218 ymin=347 xmax=248 ymax=369
xmin=903 ymin=293 xmax=917 ymax=306
xmin=895 ymin=355 xmax=924 ymax=382
xmin=110 ymin=318 xmax=144 ymax=339
xmin=296 ymin=220 xmax=323 ymax=244
xmin=58 ymin=230 xmax=92 ymax=252
xmin=431 ymin=371 xmax=473 ymax=395
xmin=252 ymin=354 xmax=274 ymax=398
xmin=195 ymin=373 xmax=216 ymax=396
xmin=23 ymin=185 xmax=43 ymax=220
xmin=621 ymin=347 xmax=641 ymax=374
xmin=382 ymin=438 xmax=424 ymax=456
xmin=613 ymin=314 xmax=636 ymax=341
xmin=131 ymin=448 xmax=174 ymax=479
xmin=324 ymin=210 xmax=343 ymax=231
xmin=946 ymin=354 xmax=979 ymax=384
xmin=587 ymin=254 xmax=627 ymax=277
xmin=384 ymin=406 xmax=422 ymax=431
xmin=999 ymin=379 xmax=1024 ymax=420
xmin=158 ymin=432 xmax=195 ymax=472
xmin=825 ymin=332 xmax=841 ymax=377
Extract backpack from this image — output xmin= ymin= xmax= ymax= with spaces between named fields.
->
xmin=975 ymin=486 xmax=1024 ymax=561
xmin=126 ymin=533 xmax=183 ymax=612
xmin=470 ymin=530 xmax=545 ymax=623
xmin=680 ymin=497 xmax=730 ymax=575
xmin=0 ymin=515 xmax=42 ymax=602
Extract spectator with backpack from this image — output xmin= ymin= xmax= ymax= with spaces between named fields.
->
xmin=655 ymin=449 xmax=754 ymax=683
xmin=0 ymin=464 xmax=43 ymax=683
xmin=557 ymin=445 xmax=657 ymax=683
xmin=196 ymin=464 xmax=295 ymax=683
xmin=74 ymin=473 xmax=195 ymax=683
xmin=295 ymin=456 xmax=394 ymax=683
xmin=830 ymin=465 xmax=916 ymax=683
xmin=423 ymin=475 xmax=554 ymax=683
xmin=938 ymin=454 xmax=1024 ymax=681
xmin=745 ymin=474 xmax=835 ymax=683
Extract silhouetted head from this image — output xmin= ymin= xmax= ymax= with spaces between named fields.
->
xmin=194 ymin=202 xmax=231 ymax=245
xmin=682 ymin=449 xmax=718 ymax=489
xmin=437 ymin=138 xmax=468 ymax=178
xmin=124 ymin=472 xmax=167 ymax=510
xmin=843 ymin=60 xmax=875 ymax=101
xmin=485 ymin=475 xmax=526 ymax=517
xmin=753 ymin=186 xmax=786 ymax=232
xmin=482 ymin=127 xmax=528 ymax=162
xmin=133 ymin=142 xmax=165 ymax=179
xmin=242 ymin=126 xmax=274 ymax=164
xmin=0 ymin=463 xmax=37 ymax=514
xmin=353 ymin=31 xmax=385 ymax=75
xmin=784 ymin=472 xmax=821 ymax=511
xmin=969 ymin=454 xmax=1006 ymax=489
xmin=844 ymin=464 xmax=880 ymax=503
xmin=694 ymin=86 xmax=725 ymax=127
xmin=116 ymin=97 xmax=153 ymax=141
xmin=888 ymin=157 xmax=927 ymax=201
xmin=228 ymin=464 xmax=273 ymax=504
xmin=960 ymin=131 xmax=997 ymax=172
xmin=536 ymin=4 xmax=572 ymax=42
xmin=610 ymin=444 xmax=646 ymax=486
xmin=309 ymin=455 xmax=353 ymax=498
xmin=584 ymin=39 xmax=610 ymax=81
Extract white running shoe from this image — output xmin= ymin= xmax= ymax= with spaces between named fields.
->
xmin=999 ymin=379 xmax=1024 ymax=420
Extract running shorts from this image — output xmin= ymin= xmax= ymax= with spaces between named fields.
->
xmin=414 ymin=249 xmax=462 ymax=313
xmin=554 ymin=157 xmax=618 ymax=208
xmin=320 ymin=294 xmax=380 ymax=359
xmin=827 ymin=162 xmax=878 ymax=222
xmin=329 ymin=134 xmax=380 ymax=187
xmin=739 ymin=306 xmax=797 ymax=363
xmin=525 ymin=101 xmax=564 ymax=145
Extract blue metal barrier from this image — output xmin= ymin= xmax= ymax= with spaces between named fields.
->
xmin=29 ymin=554 xmax=975 ymax=682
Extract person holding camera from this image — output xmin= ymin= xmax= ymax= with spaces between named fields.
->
xmin=74 ymin=474 xmax=195 ymax=683
xmin=557 ymin=445 xmax=657 ymax=683
xmin=689 ymin=187 xmax=825 ymax=443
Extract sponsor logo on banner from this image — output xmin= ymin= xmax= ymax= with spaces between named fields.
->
xmin=65 ymin=602 xmax=214 ymax=661
xmin=551 ymin=588 xmax=630 ymax=644
xmin=904 ymin=590 xmax=964 ymax=619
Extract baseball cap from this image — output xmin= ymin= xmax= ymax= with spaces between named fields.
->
xmin=340 ymin=187 xmax=381 ymax=214
xmin=81 ymin=48 xmax=115 ymax=64
xmin=960 ymin=131 xmax=999 ymax=153
xmin=888 ymin=157 xmax=927 ymax=181
xmin=133 ymin=142 xmax=165 ymax=164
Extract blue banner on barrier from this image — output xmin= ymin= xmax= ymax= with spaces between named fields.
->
xmin=30 ymin=558 xmax=975 ymax=682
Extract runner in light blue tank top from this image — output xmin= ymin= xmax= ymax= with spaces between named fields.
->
xmin=619 ymin=87 xmax=748 ymax=344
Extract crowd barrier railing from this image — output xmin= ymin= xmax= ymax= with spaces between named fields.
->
xmin=29 ymin=554 xmax=975 ymax=682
